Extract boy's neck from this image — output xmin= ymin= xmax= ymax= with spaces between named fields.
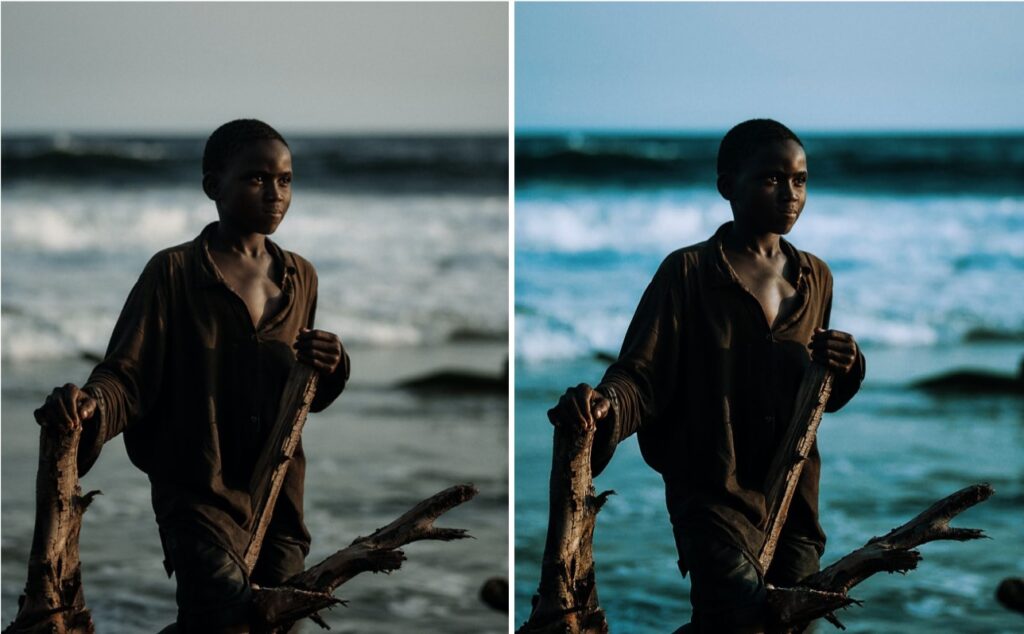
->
xmin=211 ymin=221 xmax=267 ymax=257
xmin=724 ymin=222 xmax=783 ymax=258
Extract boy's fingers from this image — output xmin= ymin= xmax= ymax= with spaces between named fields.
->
xmin=565 ymin=392 xmax=588 ymax=428
xmin=592 ymin=397 xmax=611 ymax=421
xmin=576 ymin=384 xmax=594 ymax=428
xmin=78 ymin=397 xmax=97 ymax=421
xmin=298 ymin=338 xmax=341 ymax=352
xmin=51 ymin=392 xmax=75 ymax=430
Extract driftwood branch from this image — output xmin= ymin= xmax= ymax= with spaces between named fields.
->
xmin=7 ymin=363 xmax=476 ymax=633
xmin=759 ymin=363 xmax=834 ymax=572
xmin=768 ymin=483 xmax=994 ymax=629
xmin=246 ymin=363 xmax=320 ymax=573
xmin=518 ymin=421 xmax=612 ymax=634
xmin=4 ymin=423 xmax=98 ymax=634
xmin=251 ymin=484 xmax=479 ymax=632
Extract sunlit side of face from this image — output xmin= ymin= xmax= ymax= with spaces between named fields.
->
xmin=724 ymin=139 xmax=808 ymax=236
xmin=210 ymin=139 xmax=293 ymax=236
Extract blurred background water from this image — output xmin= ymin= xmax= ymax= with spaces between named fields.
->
xmin=514 ymin=133 xmax=1024 ymax=632
xmin=1 ymin=133 xmax=509 ymax=633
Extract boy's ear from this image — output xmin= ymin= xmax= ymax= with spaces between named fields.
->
xmin=202 ymin=173 xmax=219 ymax=201
xmin=716 ymin=173 xmax=733 ymax=201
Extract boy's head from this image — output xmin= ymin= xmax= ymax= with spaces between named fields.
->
xmin=202 ymin=119 xmax=293 ymax=235
xmin=716 ymin=119 xmax=807 ymax=236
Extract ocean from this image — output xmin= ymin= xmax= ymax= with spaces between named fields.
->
xmin=1 ymin=134 xmax=509 ymax=632
xmin=514 ymin=133 xmax=1024 ymax=632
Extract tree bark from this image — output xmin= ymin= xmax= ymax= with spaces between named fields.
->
xmin=768 ymin=483 xmax=995 ymax=630
xmin=246 ymin=364 xmax=319 ymax=573
xmin=517 ymin=423 xmax=612 ymax=634
xmin=759 ymin=363 xmax=834 ymax=573
xmin=4 ymin=423 xmax=98 ymax=634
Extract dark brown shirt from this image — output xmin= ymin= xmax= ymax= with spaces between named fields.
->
xmin=594 ymin=222 xmax=864 ymax=569
xmin=79 ymin=222 xmax=349 ymax=565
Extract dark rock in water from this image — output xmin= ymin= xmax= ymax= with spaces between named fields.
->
xmin=80 ymin=350 xmax=103 ymax=364
xmin=593 ymin=350 xmax=617 ymax=364
xmin=997 ymin=577 xmax=1024 ymax=615
xmin=397 ymin=369 xmax=506 ymax=395
xmin=912 ymin=364 xmax=1023 ymax=397
xmin=479 ymin=576 xmax=508 ymax=613
xmin=448 ymin=327 xmax=508 ymax=343
xmin=964 ymin=327 xmax=1024 ymax=343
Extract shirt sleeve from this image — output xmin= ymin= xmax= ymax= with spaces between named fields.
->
xmin=306 ymin=281 xmax=349 ymax=413
xmin=593 ymin=255 xmax=684 ymax=475
xmin=79 ymin=255 xmax=170 ymax=476
xmin=821 ymin=289 xmax=866 ymax=413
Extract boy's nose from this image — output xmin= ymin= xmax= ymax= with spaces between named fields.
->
xmin=264 ymin=183 xmax=285 ymax=201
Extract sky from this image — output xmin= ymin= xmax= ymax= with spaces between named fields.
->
xmin=516 ymin=2 xmax=1024 ymax=133
xmin=1 ymin=2 xmax=508 ymax=134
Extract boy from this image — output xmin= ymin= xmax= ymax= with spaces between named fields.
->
xmin=34 ymin=119 xmax=349 ymax=633
xmin=548 ymin=120 xmax=865 ymax=633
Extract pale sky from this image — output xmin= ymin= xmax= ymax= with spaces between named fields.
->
xmin=517 ymin=2 xmax=1024 ymax=132
xmin=2 ymin=2 xmax=508 ymax=134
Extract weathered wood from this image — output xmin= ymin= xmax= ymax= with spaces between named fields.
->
xmin=245 ymin=363 xmax=320 ymax=573
xmin=768 ymin=483 xmax=994 ymax=629
xmin=250 ymin=484 xmax=479 ymax=632
xmin=759 ymin=364 xmax=834 ymax=572
xmin=518 ymin=422 xmax=612 ymax=634
xmin=4 ymin=423 xmax=98 ymax=634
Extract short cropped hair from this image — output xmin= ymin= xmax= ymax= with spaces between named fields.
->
xmin=202 ymin=119 xmax=289 ymax=176
xmin=717 ymin=119 xmax=803 ymax=176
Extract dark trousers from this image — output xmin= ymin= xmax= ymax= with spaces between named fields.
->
xmin=673 ymin=526 xmax=822 ymax=634
xmin=160 ymin=526 xmax=306 ymax=633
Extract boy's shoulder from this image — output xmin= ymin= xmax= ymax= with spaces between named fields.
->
xmin=785 ymin=240 xmax=833 ymax=281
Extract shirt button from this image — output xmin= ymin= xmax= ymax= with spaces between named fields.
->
xmin=251 ymin=334 xmax=258 ymax=342
xmin=250 ymin=416 xmax=259 ymax=425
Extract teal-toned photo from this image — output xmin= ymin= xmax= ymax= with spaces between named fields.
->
xmin=515 ymin=3 xmax=1023 ymax=633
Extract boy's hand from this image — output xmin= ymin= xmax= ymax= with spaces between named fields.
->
xmin=294 ymin=328 xmax=344 ymax=375
xmin=547 ymin=383 xmax=610 ymax=432
xmin=34 ymin=384 xmax=96 ymax=431
xmin=809 ymin=328 xmax=859 ymax=374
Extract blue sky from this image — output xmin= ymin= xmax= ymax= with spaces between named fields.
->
xmin=516 ymin=2 xmax=1024 ymax=132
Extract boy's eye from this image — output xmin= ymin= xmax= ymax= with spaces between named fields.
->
xmin=794 ymin=175 xmax=807 ymax=187
xmin=250 ymin=174 xmax=264 ymax=184
xmin=765 ymin=175 xmax=779 ymax=185
xmin=279 ymin=176 xmax=292 ymax=186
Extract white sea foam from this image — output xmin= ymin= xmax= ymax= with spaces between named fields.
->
xmin=1 ymin=185 xmax=507 ymax=361
xmin=515 ymin=186 xmax=1024 ymax=361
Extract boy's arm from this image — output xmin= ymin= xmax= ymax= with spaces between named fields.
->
xmin=549 ymin=255 xmax=684 ymax=476
xmin=76 ymin=256 xmax=169 ymax=475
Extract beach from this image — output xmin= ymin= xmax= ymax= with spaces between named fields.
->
xmin=1 ymin=134 xmax=509 ymax=632
xmin=514 ymin=133 xmax=1024 ymax=632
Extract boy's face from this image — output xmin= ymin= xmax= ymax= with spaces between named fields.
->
xmin=210 ymin=139 xmax=293 ymax=235
xmin=723 ymin=139 xmax=807 ymax=236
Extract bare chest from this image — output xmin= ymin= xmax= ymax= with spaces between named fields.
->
xmin=728 ymin=255 xmax=799 ymax=328
xmin=210 ymin=253 xmax=284 ymax=329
